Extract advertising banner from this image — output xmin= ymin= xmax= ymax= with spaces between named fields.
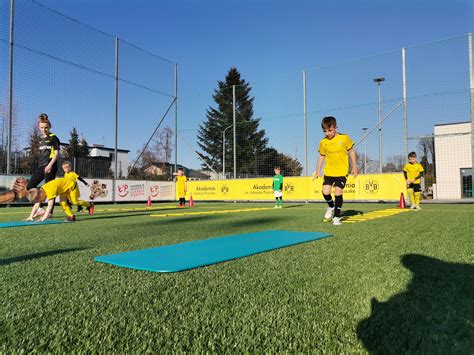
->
xmin=0 ymin=175 xmax=175 ymax=204
xmin=185 ymin=174 xmax=407 ymax=201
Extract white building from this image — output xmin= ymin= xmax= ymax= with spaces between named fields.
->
xmin=89 ymin=144 xmax=130 ymax=178
xmin=434 ymin=122 xmax=472 ymax=199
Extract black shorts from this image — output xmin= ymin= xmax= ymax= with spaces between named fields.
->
xmin=407 ymin=183 xmax=421 ymax=192
xmin=323 ymin=176 xmax=347 ymax=189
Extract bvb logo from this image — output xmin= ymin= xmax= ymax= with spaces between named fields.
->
xmin=364 ymin=179 xmax=379 ymax=194
xmin=221 ymin=184 xmax=230 ymax=195
xmin=284 ymin=182 xmax=295 ymax=194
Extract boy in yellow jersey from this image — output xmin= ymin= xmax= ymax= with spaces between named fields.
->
xmin=403 ymin=152 xmax=424 ymax=210
xmin=25 ymin=177 xmax=79 ymax=222
xmin=62 ymin=161 xmax=94 ymax=215
xmin=313 ymin=116 xmax=358 ymax=225
xmin=173 ymin=168 xmax=188 ymax=207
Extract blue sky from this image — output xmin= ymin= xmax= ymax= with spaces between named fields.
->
xmin=1 ymin=0 xmax=473 ymax=172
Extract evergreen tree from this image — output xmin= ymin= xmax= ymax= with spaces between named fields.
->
xmin=78 ymin=135 xmax=90 ymax=158
xmin=197 ymin=67 xmax=268 ymax=176
xmin=65 ymin=127 xmax=80 ymax=159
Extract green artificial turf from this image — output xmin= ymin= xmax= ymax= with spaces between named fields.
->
xmin=1 ymin=202 xmax=473 ymax=352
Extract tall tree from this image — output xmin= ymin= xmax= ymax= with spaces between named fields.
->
xmin=197 ymin=67 xmax=268 ymax=176
xmin=65 ymin=127 xmax=80 ymax=159
xmin=78 ymin=134 xmax=90 ymax=158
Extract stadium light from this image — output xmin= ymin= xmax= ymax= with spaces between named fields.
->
xmin=362 ymin=127 xmax=368 ymax=174
xmin=373 ymin=77 xmax=385 ymax=173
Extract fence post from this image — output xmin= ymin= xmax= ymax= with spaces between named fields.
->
xmin=303 ymin=69 xmax=308 ymax=176
xmin=468 ymin=33 xmax=474 ymax=188
xmin=233 ymin=85 xmax=236 ymax=179
xmin=113 ymin=36 xmax=119 ymax=204
xmin=7 ymin=0 xmax=15 ymax=175
xmin=402 ymin=47 xmax=408 ymax=160
xmin=174 ymin=63 xmax=178 ymax=173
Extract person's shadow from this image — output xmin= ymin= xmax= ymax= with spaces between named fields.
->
xmin=357 ymin=254 xmax=474 ymax=353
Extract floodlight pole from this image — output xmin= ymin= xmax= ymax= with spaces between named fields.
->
xmin=174 ymin=63 xmax=178 ymax=173
xmin=303 ymin=69 xmax=308 ymax=176
xmin=402 ymin=47 xmax=408 ymax=159
xmin=362 ymin=127 xmax=368 ymax=174
xmin=468 ymin=33 xmax=474 ymax=188
xmin=6 ymin=0 xmax=15 ymax=175
xmin=374 ymin=77 xmax=385 ymax=173
xmin=113 ymin=36 xmax=119 ymax=204
xmin=233 ymin=85 xmax=237 ymax=179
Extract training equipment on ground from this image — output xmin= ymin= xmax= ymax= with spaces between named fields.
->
xmin=0 ymin=220 xmax=66 ymax=228
xmin=95 ymin=230 xmax=333 ymax=273
xmin=188 ymin=195 xmax=194 ymax=207
xmin=146 ymin=196 xmax=152 ymax=207
xmin=399 ymin=192 xmax=406 ymax=208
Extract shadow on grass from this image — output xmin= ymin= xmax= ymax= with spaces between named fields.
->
xmin=281 ymin=204 xmax=305 ymax=209
xmin=340 ymin=209 xmax=364 ymax=217
xmin=0 ymin=247 xmax=87 ymax=266
xmin=357 ymin=254 xmax=474 ymax=353
xmin=226 ymin=216 xmax=288 ymax=227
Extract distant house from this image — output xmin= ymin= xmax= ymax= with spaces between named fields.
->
xmin=89 ymin=144 xmax=130 ymax=177
xmin=144 ymin=162 xmax=209 ymax=180
xmin=434 ymin=122 xmax=472 ymax=199
xmin=60 ymin=143 xmax=130 ymax=178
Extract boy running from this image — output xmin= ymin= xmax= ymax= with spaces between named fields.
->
xmin=313 ymin=116 xmax=358 ymax=225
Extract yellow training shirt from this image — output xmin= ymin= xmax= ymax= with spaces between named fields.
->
xmin=176 ymin=175 xmax=187 ymax=197
xmin=41 ymin=178 xmax=76 ymax=200
xmin=318 ymin=133 xmax=354 ymax=177
xmin=403 ymin=162 xmax=424 ymax=183
xmin=64 ymin=171 xmax=80 ymax=181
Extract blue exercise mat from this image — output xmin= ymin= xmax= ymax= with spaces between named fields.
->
xmin=0 ymin=220 xmax=66 ymax=228
xmin=95 ymin=230 xmax=332 ymax=273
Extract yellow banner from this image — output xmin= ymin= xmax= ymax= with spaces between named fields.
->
xmin=183 ymin=174 xmax=406 ymax=201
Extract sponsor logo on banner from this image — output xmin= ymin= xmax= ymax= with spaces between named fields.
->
xmin=284 ymin=182 xmax=295 ymax=194
xmin=129 ymin=183 xmax=145 ymax=197
xmin=344 ymin=181 xmax=356 ymax=194
xmin=364 ymin=179 xmax=379 ymax=194
xmin=117 ymin=184 xmax=129 ymax=197
xmin=220 ymin=184 xmax=229 ymax=195
xmin=149 ymin=184 xmax=160 ymax=197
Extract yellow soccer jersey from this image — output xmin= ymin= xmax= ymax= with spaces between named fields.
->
xmin=41 ymin=177 xmax=76 ymax=200
xmin=176 ymin=175 xmax=187 ymax=197
xmin=318 ymin=133 xmax=354 ymax=177
xmin=64 ymin=171 xmax=80 ymax=181
xmin=403 ymin=162 xmax=424 ymax=183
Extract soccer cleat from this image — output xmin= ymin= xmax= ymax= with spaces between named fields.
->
xmin=65 ymin=215 xmax=76 ymax=223
xmin=415 ymin=205 xmax=422 ymax=210
xmin=278 ymin=205 xmax=283 ymax=209
xmin=77 ymin=206 xmax=84 ymax=213
xmin=274 ymin=205 xmax=279 ymax=209
xmin=410 ymin=205 xmax=416 ymax=210
xmin=332 ymin=217 xmax=341 ymax=225
xmin=324 ymin=207 xmax=335 ymax=220
xmin=87 ymin=203 xmax=95 ymax=215
xmin=33 ymin=207 xmax=45 ymax=218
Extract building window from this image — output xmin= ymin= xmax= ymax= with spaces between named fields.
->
xmin=460 ymin=168 xmax=472 ymax=198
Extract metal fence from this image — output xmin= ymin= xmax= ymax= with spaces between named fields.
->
xmin=1 ymin=0 xmax=473 ymax=200
xmin=0 ymin=0 xmax=177 ymax=200
xmin=178 ymin=34 xmax=473 ymax=199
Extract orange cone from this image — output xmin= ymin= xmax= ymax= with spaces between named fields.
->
xmin=399 ymin=192 xmax=406 ymax=208
xmin=188 ymin=195 xmax=194 ymax=207
xmin=146 ymin=196 xmax=152 ymax=207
